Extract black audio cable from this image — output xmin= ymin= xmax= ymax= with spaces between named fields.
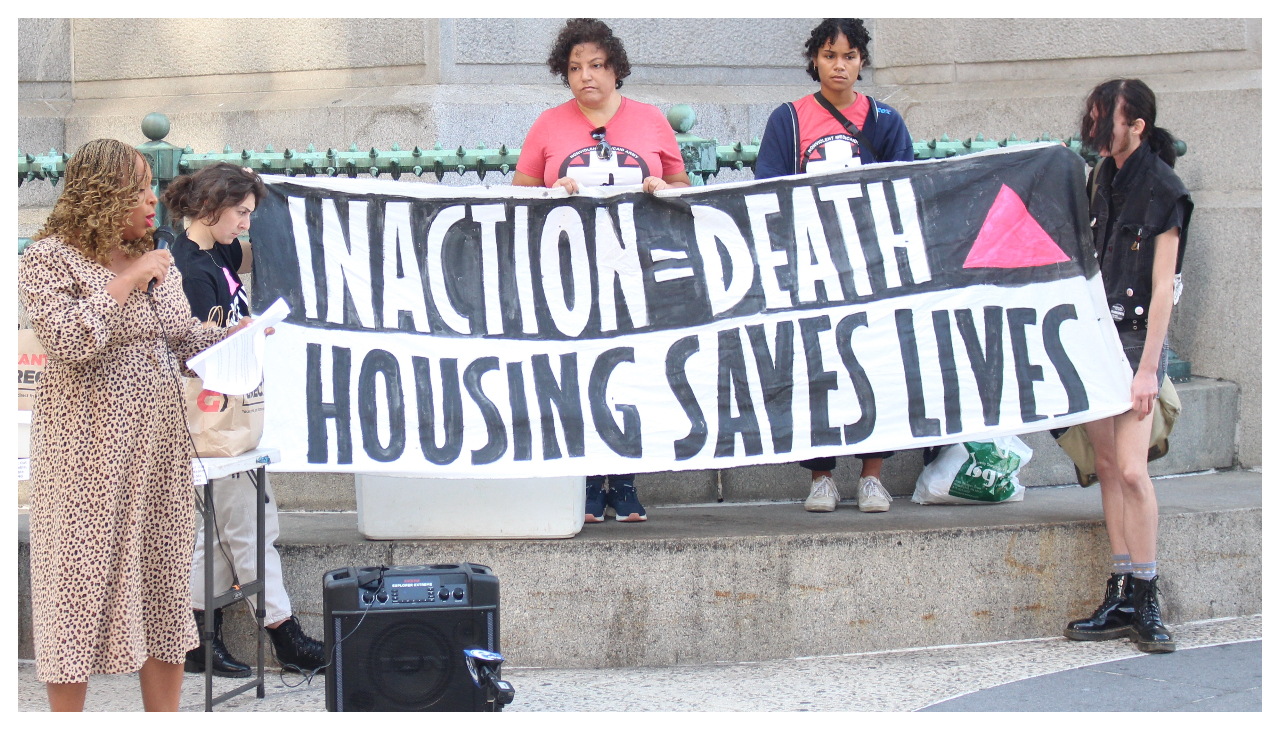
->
xmin=147 ymin=292 xmax=242 ymax=590
xmin=279 ymin=565 xmax=387 ymax=688
xmin=151 ymin=286 xmax=387 ymax=690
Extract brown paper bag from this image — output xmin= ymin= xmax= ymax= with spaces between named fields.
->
xmin=1055 ymin=376 xmax=1183 ymax=487
xmin=18 ymin=328 xmax=46 ymax=411
xmin=184 ymin=377 xmax=265 ymax=457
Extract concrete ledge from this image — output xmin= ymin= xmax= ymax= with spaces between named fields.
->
xmin=17 ymin=471 xmax=1261 ymax=668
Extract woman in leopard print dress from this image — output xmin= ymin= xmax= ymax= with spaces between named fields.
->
xmin=19 ymin=140 xmax=256 ymax=711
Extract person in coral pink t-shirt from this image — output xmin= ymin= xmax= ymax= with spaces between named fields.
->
xmin=513 ymin=19 xmax=689 ymax=196
xmin=513 ymin=19 xmax=692 ymax=527
xmin=517 ymin=96 xmax=685 ymax=190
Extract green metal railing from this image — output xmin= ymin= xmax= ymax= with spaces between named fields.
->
xmin=17 ymin=106 xmax=1187 ymax=234
xmin=20 ymin=106 xmax=1184 ymax=191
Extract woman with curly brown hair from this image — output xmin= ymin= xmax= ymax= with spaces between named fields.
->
xmin=514 ymin=18 xmax=691 ymax=523
xmin=19 ymin=139 xmax=254 ymax=710
xmin=160 ymin=163 xmax=326 ymax=678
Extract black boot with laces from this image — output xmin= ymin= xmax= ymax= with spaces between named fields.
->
xmin=1064 ymin=573 xmax=1134 ymax=641
xmin=185 ymin=608 xmax=253 ymax=678
xmin=267 ymin=616 xmax=327 ymax=672
xmin=1129 ymin=575 xmax=1176 ymax=653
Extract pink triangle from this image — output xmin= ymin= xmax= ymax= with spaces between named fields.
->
xmin=963 ymin=184 xmax=1070 ymax=269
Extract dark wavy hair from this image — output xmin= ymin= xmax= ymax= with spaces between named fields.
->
xmin=804 ymin=18 xmax=872 ymax=82
xmin=546 ymin=18 xmax=631 ymax=89
xmin=1080 ymin=78 xmax=1179 ymax=168
xmin=161 ymin=162 xmax=267 ymax=226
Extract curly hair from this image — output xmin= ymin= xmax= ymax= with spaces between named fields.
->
xmin=546 ymin=18 xmax=631 ymax=89
xmin=162 ymin=162 xmax=267 ymax=227
xmin=36 ymin=139 xmax=154 ymax=265
xmin=804 ymin=19 xmax=872 ymax=82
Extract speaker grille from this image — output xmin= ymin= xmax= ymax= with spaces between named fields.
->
xmin=358 ymin=621 xmax=454 ymax=709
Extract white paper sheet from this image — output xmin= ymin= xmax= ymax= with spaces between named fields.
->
xmin=192 ymin=459 xmax=208 ymax=486
xmin=186 ymin=298 xmax=291 ymax=395
xmin=18 ymin=458 xmax=30 ymax=481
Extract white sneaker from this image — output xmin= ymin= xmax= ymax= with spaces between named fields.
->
xmin=804 ymin=475 xmax=840 ymax=512
xmin=857 ymin=476 xmax=892 ymax=513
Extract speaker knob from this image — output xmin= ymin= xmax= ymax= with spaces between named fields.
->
xmin=453 ymin=588 xmax=464 ymax=600
xmin=376 ymin=593 xmax=388 ymax=603
xmin=362 ymin=592 xmax=374 ymax=603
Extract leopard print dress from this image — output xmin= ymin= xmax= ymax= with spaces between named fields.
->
xmin=19 ymin=236 xmax=228 ymax=684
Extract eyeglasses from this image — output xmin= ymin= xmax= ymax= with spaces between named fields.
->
xmin=591 ymin=126 xmax=613 ymax=161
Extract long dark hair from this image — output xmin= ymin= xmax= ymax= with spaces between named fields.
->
xmin=1080 ymin=79 xmax=1179 ymax=167
xmin=161 ymin=162 xmax=266 ymax=226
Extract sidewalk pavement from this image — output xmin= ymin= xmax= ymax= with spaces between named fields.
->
xmin=922 ymin=640 xmax=1260 ymax=711
xmin=17 ymin=615 xmax=1260 ymax=712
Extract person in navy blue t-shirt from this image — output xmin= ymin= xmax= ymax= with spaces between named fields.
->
xmin=755 ymin=18 xmax=915 ymax=515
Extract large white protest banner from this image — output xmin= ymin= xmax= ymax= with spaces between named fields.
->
xmin=247 ymin=144 xmax=1133 ymax=477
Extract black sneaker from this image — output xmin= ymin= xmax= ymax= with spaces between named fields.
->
xmin=1128 ymin=576 xmax=1176 ymax=653
xmin=585 ymin=478 xmax=607 ymax=523
xmin=1064 ymin=573 xmax=1134 ymax=641
xmin=606 ymin=478 xmax=647 ymax=522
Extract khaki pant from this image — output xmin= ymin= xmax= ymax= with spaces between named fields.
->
xmin=189 ymin=472 xmax=292 ymax=626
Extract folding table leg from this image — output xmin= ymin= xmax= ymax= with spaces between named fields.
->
xmin=256 ymin=465 xmax=266 ymax=698
xmin=204 ymin=477 xmax=215 ymax=712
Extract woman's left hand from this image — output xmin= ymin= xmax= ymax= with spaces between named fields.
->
xmin=226 ymin=317 xmax=275 ymax=337
xmin=642 ymin=176 xmax=671 ymax=194
xmin=1130 ymin=368 xmax=1159 ymax=419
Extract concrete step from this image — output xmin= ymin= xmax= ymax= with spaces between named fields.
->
xmin=13 ymin=377 xmax=1239 ymax=511
xmin=260 ymin=375 xmax=1239 ymax=511
xmin=18 ymin=470 xmax=1261 ymax=669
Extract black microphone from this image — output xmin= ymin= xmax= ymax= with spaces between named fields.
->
xmin=148 ymin=226 xmax=177 ymax=295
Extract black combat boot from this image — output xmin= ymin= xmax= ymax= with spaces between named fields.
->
xmin=185 ymin=608 xmax=253 ymax=678
xmin=1064 ymin=573 xmax=1134 ymax=641
xmin=1129 ymin=575 xmax=1176 ymax=653
xmin=266 ymin=616 xmax=327 ymax=673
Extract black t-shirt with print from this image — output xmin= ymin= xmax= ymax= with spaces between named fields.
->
xmin=172 ymin=232 xmax=250 ymax=326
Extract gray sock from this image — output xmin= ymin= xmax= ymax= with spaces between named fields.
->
xmin=1112 ymin=553 xmax=1133 ymax=575
xmin=1131 ymin=560 xmax=1157 ymax=581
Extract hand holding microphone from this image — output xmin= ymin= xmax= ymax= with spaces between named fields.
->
xmin=145 ymin=226 xmax=177 ymax=295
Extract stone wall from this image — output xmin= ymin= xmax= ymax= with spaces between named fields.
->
xmin=16 ymin=18 xmax=1262 ymax=466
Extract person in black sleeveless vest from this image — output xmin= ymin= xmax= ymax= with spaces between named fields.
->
xmin=1063 ymin=79 xmax=1192 ymax=654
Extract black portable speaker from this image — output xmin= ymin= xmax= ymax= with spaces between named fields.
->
xmin=323 ymin=563 xmax=501 ymax=712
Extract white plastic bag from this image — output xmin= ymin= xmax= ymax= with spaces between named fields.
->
xmin=911 ymin=436 xmax=1033 ymax=505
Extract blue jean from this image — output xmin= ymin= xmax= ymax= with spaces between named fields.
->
xmin=587 ymin=474 xmax=635 ymax=489
xmin=1117 ymin=328 xmax=1169 ymax=384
